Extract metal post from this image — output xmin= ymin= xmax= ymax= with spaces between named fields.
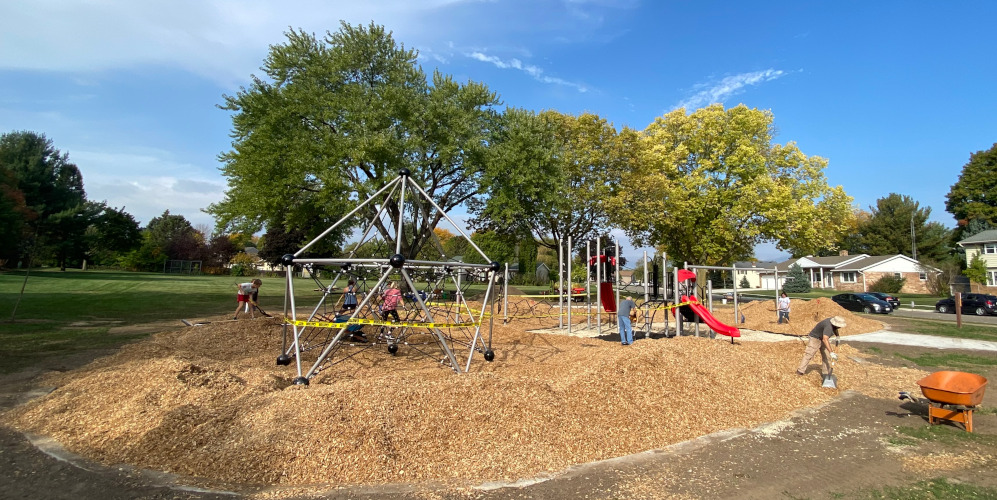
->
xmin=586 ymin=241 xmax=592 ymax=329
xmin=596 ymin=239 xmax=602 ymax=335
xmin=708 ymin=279 xmax=713 ymax=312
xmin=733 ymin=265 xmax=739 ymax=325
xmin=504 ymin=263 xmax=509 ymax=323
xmin=673 ymin=265 xmax=681 ymax=337
xmin=567 ymin=236 xmax=572 ymax=333
xmin=774 ymin=268 xmax=780 ymax=322
xmin=558 ymin=239 xmax=564 ymax=329
xmin=615 ymin=237 xmax=621 ymax=330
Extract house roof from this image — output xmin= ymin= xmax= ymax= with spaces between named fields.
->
xmin=767 ymin=253 xmax=939 ymax=273
xmin=958 ymin=230 xmax=997 ymax=245
xmin=733 ymin=261 xmax=778 ymax=269
xmin=774 ymin=254 xmax=869 ymax=271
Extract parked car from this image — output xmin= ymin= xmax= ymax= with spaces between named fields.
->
xmin=831 ymin=293 xmax=893 ymax=314
xmin=867 ymin=292 xmax=900 ymax=310
xmin=934 ymin=293 xmax=997 ymax=316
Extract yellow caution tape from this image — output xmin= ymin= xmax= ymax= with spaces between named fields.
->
xmin=284 ymin=317 xmax=480 ymax=329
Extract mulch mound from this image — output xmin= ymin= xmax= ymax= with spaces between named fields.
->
xmin=708 ymin=297 xmax=885 ymax=336
xmin=1 ymin=314 xmax=923 ymax=490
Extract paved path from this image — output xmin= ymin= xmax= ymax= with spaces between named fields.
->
xmin=842 ymin=330 xmax=997 ymax=351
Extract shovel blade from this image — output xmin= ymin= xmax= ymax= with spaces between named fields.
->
xmin=822 ymin=373 xmax=838 ymax=389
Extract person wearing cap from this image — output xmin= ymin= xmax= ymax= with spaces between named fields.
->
xmin=796 ymin=316 xmax=845 ymax=376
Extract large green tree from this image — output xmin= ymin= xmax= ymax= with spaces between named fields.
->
xmin=840 ymin=193 xmax=952 ymax=263
xmin=947 ymin=143 xmax=997 ymax=236
xmin=471 ymin=108 xmax=625 ymax=252
xmin=0 ymin=131 xmax=86 ymax=266
xmin=209 ymin=22 xmax=500 ymax=259
xmin=608 ymin=104 xmax=853 ymax=266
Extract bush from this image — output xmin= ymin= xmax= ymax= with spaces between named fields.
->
xmin=739 ymin=275 xmax=750 ymax=289
xmin=229 ymin=252 xmax=259 ymax=277
xmin=870 ymin=274 xmax=906 ymax=293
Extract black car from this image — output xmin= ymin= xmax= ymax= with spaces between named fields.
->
xmin=831 ymin=293 xmax=893 ymax=314
xmin=867 ymin=292 xmax=900 ymax=310
xmin=935 ymin=293 xmax=997 ymax=316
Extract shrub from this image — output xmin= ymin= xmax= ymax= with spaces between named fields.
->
xmin=739 ymin=275 xmax=750 ymax=289
xmin=870 ymin=274 xmax=906 ymax=293
xmin=229 ymin=252 xmax=259 ymax=277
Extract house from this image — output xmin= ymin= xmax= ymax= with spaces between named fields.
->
xmin=957 ymin=229 xmax=997 ymax=291
xmin=732 ymin=261 xmax=779 ymax=289
xmin=767 ymin=251 xmax=937 ymax=293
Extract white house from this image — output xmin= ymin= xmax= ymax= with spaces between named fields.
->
xmin=760 ymin=251 xmax=936 ymax=293
xmin=957 ymin=229 xmax=997 ymax=290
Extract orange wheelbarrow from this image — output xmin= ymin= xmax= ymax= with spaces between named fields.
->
xmin=900 ymin=371 xmax=988 ymax=432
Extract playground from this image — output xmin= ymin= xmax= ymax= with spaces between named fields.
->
xmin=1 ymin=172 xmax=995 ymax=498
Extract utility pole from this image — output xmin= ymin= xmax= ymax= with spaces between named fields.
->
xmin=911 ymin=213 xmax=917 ymax=260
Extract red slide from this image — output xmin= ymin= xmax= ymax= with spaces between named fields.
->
xmin=680 ymin=295 xmax=740 ymax=338
xmin=600 ymin=282 xmax=617 ymax=312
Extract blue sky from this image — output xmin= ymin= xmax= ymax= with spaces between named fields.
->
xmin=2 ymin=0 xmax=995 ymax=264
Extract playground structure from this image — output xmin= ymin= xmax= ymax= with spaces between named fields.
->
xmin=503 ymin=240 xmax=750 ymax=340
xmin=276 ymin=169 xmax=500 ymax=385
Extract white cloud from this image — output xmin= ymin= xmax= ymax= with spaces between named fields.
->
xmin=467 ymin=52 xmax=589 ymax=92
xmin=72 ymin=149 xmax=225 ymax=227
xmin=0 ymin=1 xmax=478 ymax=88
xmin=674 ymin=69 xmax=787 ymax=111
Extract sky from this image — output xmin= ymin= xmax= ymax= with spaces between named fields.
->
xmin=2 ymin=0 xmax=996 ymax=265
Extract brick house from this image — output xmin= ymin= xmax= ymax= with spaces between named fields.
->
xmin=957 ymin=229 xmax=997 ymax=292
xmin=768 ymin=252 xmax=937 ymax=293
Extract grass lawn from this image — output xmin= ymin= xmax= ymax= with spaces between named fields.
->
xmin=0 ymin=268 xmax=323 ymax=373
xmin=881 ymin=315 xmax=997 ymax=342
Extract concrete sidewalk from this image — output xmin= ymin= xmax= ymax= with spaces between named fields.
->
xmin=842 ymin=330 xmax=997 ymax=352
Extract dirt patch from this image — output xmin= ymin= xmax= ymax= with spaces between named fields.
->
xmin=709 ymin=296 xmax=885 ymax=336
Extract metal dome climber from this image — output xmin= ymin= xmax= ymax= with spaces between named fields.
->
xmin=277 ymin=169 xmax=500 ymax=385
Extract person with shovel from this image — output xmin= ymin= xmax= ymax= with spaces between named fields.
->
xmin=796 ymin=315 xmax=845 ymax=376
xmin=777 ymin=292 xmax=791 ymax=324
xmin=233 ymin=279 xmax=262 ymax=320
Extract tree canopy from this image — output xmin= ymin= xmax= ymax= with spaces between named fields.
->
xmin=838 ymin=193 xmax=952 ymax=263
xmin=208 ymin=22 xmax=500 ymax=259
xmin=0 ymin=131 xmax=86 ymax=266
xmin=471 ymin=108 xmax=624 ymax=252
xmin=607 ymin=104 xmax=853 ymax=266
xmin=947 ymin=143 xmax=997 ymax=235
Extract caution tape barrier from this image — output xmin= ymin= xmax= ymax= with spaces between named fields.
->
xmin=285 ymin=317 xmax=480 ymax=329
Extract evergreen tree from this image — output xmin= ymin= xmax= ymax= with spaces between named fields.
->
xmin=782 ymin=263 xmax=811 ymax=293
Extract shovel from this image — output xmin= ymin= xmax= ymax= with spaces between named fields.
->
xmin=822 ymin=366 xmax=838 ymax=389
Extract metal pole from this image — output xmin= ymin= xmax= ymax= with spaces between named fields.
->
xmin=586 ymin=241 xmax=592 ymax=329
xmin=567 ymin=236 xmax=573 ymax=333
xmin=673 ymin=265 xmax=681 ymax=336
xmin=708 ymin=279 xmax=713 ymax=312
xmin=615 ymin=237 xmax=621 ymax=330
xmin=596 ymin=238 xmax=602 ymax=335
xmin=774 ymin=268 xmax=780 ymax=322
xmin=733 ymin=264 xmax=739 ymax=325
xmin=504 ymin=262 xmax=509 ymax=323
xmin=558 ymin=238 xmax=564 ymax=329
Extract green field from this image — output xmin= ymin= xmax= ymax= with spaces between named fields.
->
xmin=0 ymin=269 xmax=323 ymax=373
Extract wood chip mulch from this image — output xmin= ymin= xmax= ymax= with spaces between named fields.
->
xmin=1 ymin=311 xmax=924 ymax=489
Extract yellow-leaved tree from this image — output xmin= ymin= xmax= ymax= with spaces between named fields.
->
xmin=607 ymin=104 xmax=853 ymax=266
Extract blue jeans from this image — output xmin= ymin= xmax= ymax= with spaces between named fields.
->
xmin=618 ymin=315 xmax=633 ymax=344
xmin=778 ymin=311 xmax=789 ymax=324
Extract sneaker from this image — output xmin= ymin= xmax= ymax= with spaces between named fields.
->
xmin=796 ymin=370 xmax=805 ymax=376
xmin=232 ymin=316 xmax=238 ymax=320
